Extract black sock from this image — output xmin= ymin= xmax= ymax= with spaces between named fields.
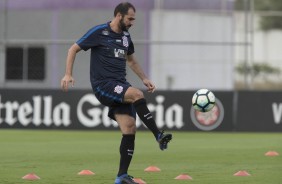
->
xmin=117 ymin=134 xmax=135 ymax=177
xmin=133 ymin=98 xmax=160 ymax=139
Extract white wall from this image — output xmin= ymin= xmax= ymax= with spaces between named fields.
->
xmin=2 ymin=9 xmax=282 ymax=90
xmin=150 ymin=10 xmax=234 ymax=90
xmin=235 ymin=13 xmax=282 ymax=65
xmin=234 ymin=13 xmax=282 ymax=82
xmin=0 ymin=9 xmax=148 ymax=89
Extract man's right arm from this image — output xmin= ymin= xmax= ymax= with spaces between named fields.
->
xmin=61 ymin=43 xmax=82 ymax=92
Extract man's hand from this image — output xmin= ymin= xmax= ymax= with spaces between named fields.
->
xmin=61 ymin=75 xmax=75 ymax=92
xmin=143 ymin=78 xmax=156 ymax=93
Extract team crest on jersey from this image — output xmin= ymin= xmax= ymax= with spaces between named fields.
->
xmin=122 ymin=36 xmax=128 ymax=47
xmin=114 ymin=85 xmax=123 ymax=94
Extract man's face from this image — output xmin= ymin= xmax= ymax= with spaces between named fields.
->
xmin=119 ymin=8 xmax=135 ymax=31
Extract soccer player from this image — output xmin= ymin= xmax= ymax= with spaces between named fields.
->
xmin=61 ymin=2 xmax=172 ymax=184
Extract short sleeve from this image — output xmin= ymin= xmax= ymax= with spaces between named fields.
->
xmin=76 ymin=26 xmax=100 ymax=51
xmin=127 ymin=41 xmax=135 ymax=55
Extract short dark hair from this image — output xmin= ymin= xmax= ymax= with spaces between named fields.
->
xmin=114 ymin=2 xmax=136 ymax=17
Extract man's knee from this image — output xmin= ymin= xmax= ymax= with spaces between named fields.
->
xmin=115 ymin=114 xmax=136 ymax=134
xmin=127 ymin=122 xmax=136 ymax=133
xmin=134 ymin=89 xmax=144 ymax=101
xmin=124 ymin=87 xmax=144 ymax=103
xmin=121 ymin=122 xmax=136 ymax=134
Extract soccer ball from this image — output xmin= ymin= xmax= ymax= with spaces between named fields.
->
xmin=192 ymin=89 xmax=216 ymax=112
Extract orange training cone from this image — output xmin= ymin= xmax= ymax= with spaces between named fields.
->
xmin=133 ymin=178 xmax=147 ymax=184
xmin=78 ymin=170 xmax=95 ymax=175
xmin=22 ymin=173 xmax=41 ymax=180
xmin=174 ymin=174 xmax=193 ymax=180
xmin=265 ymin=151 xmax=279 ymax=156
xmin=233 ymin=170 xmax=250 ymax=176
xmin=144 ymin=166 xmax=161 ymax=172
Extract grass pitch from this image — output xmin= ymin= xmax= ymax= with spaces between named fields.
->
xmin=0 ymin=130 xmax=281 ymax=184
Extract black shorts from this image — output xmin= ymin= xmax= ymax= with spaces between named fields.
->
xmin=92 ymin=80 xmax=136 ymax=121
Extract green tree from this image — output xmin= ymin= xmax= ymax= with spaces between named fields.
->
xmin=236 ymin=62 xmax=280 ymax=80
xmin=235 ymin=0 xmax=282 ymax=31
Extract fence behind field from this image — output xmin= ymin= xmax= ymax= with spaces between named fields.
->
xmin=1 ymin=0 xmax=282 ymax=90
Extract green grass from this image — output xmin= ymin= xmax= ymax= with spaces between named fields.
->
xmin=0 ymin=130 xmax=281 ymax=184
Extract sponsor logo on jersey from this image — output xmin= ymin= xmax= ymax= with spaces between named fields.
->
xmin=114 ymin=48 xmax=125 ymax=58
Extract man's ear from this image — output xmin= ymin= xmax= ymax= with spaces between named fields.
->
xmin=116 ymin=12 xmax=122 ymax=20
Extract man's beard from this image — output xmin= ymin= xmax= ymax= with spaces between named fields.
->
xmin=119 ymin=18 xmax=130 ymax=31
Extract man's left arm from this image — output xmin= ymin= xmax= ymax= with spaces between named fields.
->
xmin=127 ymin=54 xmax=155 ymax=93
